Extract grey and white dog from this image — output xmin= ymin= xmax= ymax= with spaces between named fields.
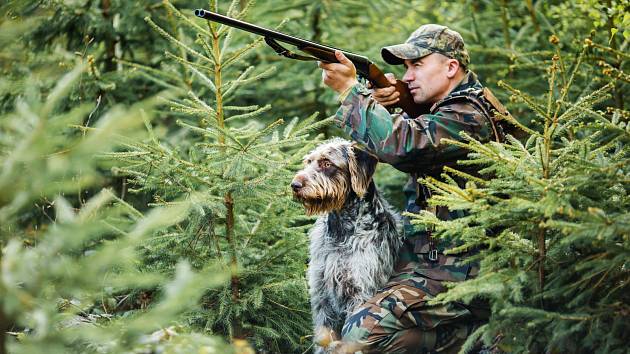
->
xmin=291 ymin=138 xmax=402 ymax=352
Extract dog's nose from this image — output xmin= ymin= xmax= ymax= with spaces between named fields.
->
xmin=291 ymin=180 xmax=303 ymax=191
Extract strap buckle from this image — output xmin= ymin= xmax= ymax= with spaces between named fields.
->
xmin=428 ymin=249 xmax=439 ymax=262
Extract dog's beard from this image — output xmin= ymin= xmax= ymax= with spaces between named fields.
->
xmin=292 ymin=173 xmax=350 ymax=215
xmin=293 ymin=191 xmax=346 ymax=215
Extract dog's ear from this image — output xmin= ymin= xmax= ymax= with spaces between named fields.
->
xmin=347 ymin=144 xmax=378 ymax=198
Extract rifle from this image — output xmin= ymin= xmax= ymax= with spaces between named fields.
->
xmin=194 ymin=9 xmax=425 ymax=117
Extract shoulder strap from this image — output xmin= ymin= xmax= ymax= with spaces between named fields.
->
xmin=431 ymin=88 xmax=507 ymax=143
xmin=264 ymin=37 xmax=318 ymax=61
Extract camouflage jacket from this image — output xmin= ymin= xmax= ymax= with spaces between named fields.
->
xmin=334 ymin=71 xmax=495 ymax=279
xmin=334 ymin=71 xmax=493 ymax=214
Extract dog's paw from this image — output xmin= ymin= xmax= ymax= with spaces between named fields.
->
xmin=314 ymin=326 xmax=339 ymax=349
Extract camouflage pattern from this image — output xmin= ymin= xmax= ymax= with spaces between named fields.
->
xmin=381 ymin=24 xmax=470 ymax=68
xmin=332 ymin=71 xmax=495 ymax=353
xmin=333 ymin=243 xmax=484 ymax=353
xmin=339 ymin=294 xmax=471 ymax=353
xmin=335 ymin=70 xmax=491 ymax=208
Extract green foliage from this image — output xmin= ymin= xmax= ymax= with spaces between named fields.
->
xmin=2 ymin=0 xmax=627 ymax=352
xmin=0 ymin=65 xmax=232 ymax=353
xmin=410 ymin=12 xmax=629 ymax=354
xmin=105 ymin=1 xmax=331 ymax=351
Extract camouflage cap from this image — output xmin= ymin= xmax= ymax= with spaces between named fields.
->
xmin=381 ymin=24 xmax=470 ymax=67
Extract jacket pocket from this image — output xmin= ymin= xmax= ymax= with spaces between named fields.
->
xmin=413 ymin=263 xmax=470 ymax=282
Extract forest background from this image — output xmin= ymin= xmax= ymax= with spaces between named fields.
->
xmin=0 ymin=0 xmax=627 ymax=353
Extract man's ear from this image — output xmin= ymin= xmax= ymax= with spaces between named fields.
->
xmin=347 ymin=145 xmax=378 ymax=198
xmin=446 ymin=58 xmax=460 ymax=79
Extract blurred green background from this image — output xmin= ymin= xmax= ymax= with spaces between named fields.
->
xmin=0 ymin=0 xmax=627 ymax=353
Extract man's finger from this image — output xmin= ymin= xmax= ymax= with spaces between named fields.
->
xmin=334 ymin=50 xmax=352 ymax=66
xmin=373 ymin=87 xmax=397 ymax=97
xmin=375 ymin=93 xmax=400 ymax=102
xmin=319 ymin=62 xmax=342 ymax=70
xmin=384 ymin=73 xmax=397 ymax=85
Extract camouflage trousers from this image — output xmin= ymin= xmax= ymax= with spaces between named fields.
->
xmin=329 ymin=276 xmax=479 ymax=354
xmin=327 ymin=235 xmax=484 ymax=354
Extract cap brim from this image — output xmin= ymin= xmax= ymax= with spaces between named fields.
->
xmin=381 ymin=43 xmax=433 ymax=65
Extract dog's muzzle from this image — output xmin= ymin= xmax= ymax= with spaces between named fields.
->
xmin=290 ymin=180 xmax=303 ymax=191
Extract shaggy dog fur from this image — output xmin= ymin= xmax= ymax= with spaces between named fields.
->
xmin=291 ymin=138 xmax=402 ymax=352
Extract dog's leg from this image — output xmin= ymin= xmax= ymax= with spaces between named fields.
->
xmin=309 ymin=220 xmax=344 ymax=353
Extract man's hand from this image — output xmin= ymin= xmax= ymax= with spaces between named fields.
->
xmin=319 ymin=50 xmax=358 ymax=93
xmin=370 ymin=73 xmax=400 ymax=107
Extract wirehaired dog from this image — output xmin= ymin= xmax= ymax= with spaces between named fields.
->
xmin=291 ymin=138 xmax=402 ymax=352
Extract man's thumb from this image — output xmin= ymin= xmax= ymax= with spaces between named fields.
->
xmin=385 ymin=73 xmax=396 ymax=85
xmin=335 ymin=50 xmax=351 ymax=65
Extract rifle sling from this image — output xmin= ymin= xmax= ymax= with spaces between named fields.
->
xmin=264 ymin=37 xmax=318 ymax=61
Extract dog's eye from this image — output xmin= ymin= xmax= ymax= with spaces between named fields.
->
xmin=322 ymin=161 xmax=332 ymax=168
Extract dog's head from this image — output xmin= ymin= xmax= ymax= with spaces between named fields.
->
xmin=291 ymin=138 xmax=378 ymax=215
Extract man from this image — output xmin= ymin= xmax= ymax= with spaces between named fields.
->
xmin=318 ymin=24 xmax=504 ymax=353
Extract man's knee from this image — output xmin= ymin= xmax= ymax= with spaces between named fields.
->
xmin=339 ymin=283 xmax=475 ymax=353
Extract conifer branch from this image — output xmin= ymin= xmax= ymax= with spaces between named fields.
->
xmin=133 ymin=70 xmax=187 ymax=93
xmin=235 ymin=0 xmax=256 ymax=20
xmin=41 ymin=63 xmax=85 ymax=119
xmin=442 ymin=166 xmax=487 ymax=185
xmin=145 ymin=17 xmax=214 ymax=65
xmin=222 ymin=37 xmax=265 ymax=70
xmin=196 ymin=142 xmax=244 ymax=153
xmin=116 ymin=58 xmax=182 ymax=82
xmin=498 ymin=81 xmax=548 ymax=128
xmin=163 ymin=0 xmax=212 ymax=37
xmin=585 ymin=39 xmax=630 ymax=60
xmin=240 ymin=152 xmax=287 ymax=168
xmin=187 ymin=90 xmax=217 ymax=116
xmin=220 ymin=27 xmax=235 ymax=63
xmin=221 ymin=66 xmax=255 ymax=98
xmin=224 ymin=104 xmax=271 ymax=122
xmin=187 ymin=64 xmax=218 ymax=94
xmin=560 ymin=45 xmax=586 ymax=105
xmin=249 ymin=136 xmax=308 ymax=152
xmin=195 ymin=34 xmax=218 ymax=65
xmin=164 ymin=51 xmax=215 ymax=76
xmin=422 ymin=176 xmax=474 ymax=202
xmin=176 ymin=120 xmax=245 ymax=149
xmin=223 ymin=105 xmax=260 ymax=112
xmin=229 ymin=66 xmax=277 ymax=88
xmin=162 ymin=97 xmax=197 ymax=111
xmin=292 ymin=114 xmax=334 ymax=137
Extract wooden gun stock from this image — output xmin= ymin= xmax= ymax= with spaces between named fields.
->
xmin=301 ymin=46 xmax=427 ymax=117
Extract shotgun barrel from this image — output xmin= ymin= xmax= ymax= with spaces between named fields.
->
xmin=193 ymin=9 xmax=425 ymax=117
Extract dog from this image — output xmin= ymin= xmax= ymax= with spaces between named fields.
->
xmin=291 ymin=138 xmax=402 ymax=352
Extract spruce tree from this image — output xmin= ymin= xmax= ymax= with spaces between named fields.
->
xmin=4 ymin=0 xmax=627 ymax=352
xmin=411 ymin=31 xmax=628 ymax=354
xmin=0 ymin=63 xmax=233 ymax=354
xmin=110 ymin=1 xmax=331 ymax=351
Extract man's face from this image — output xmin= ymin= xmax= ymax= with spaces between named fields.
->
xmin=402 ymin=53 xmax=454 ymax=105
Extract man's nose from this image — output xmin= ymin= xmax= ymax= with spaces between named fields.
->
xmin=402 ymin=68 xmax=414 ymax=83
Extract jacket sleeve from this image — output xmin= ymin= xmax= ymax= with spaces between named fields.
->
xmin=333 ymin=83 xmax=492 ymax=173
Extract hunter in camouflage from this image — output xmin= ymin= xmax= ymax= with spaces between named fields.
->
xmin=318 ymin=24 xmax=504 ymax=353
